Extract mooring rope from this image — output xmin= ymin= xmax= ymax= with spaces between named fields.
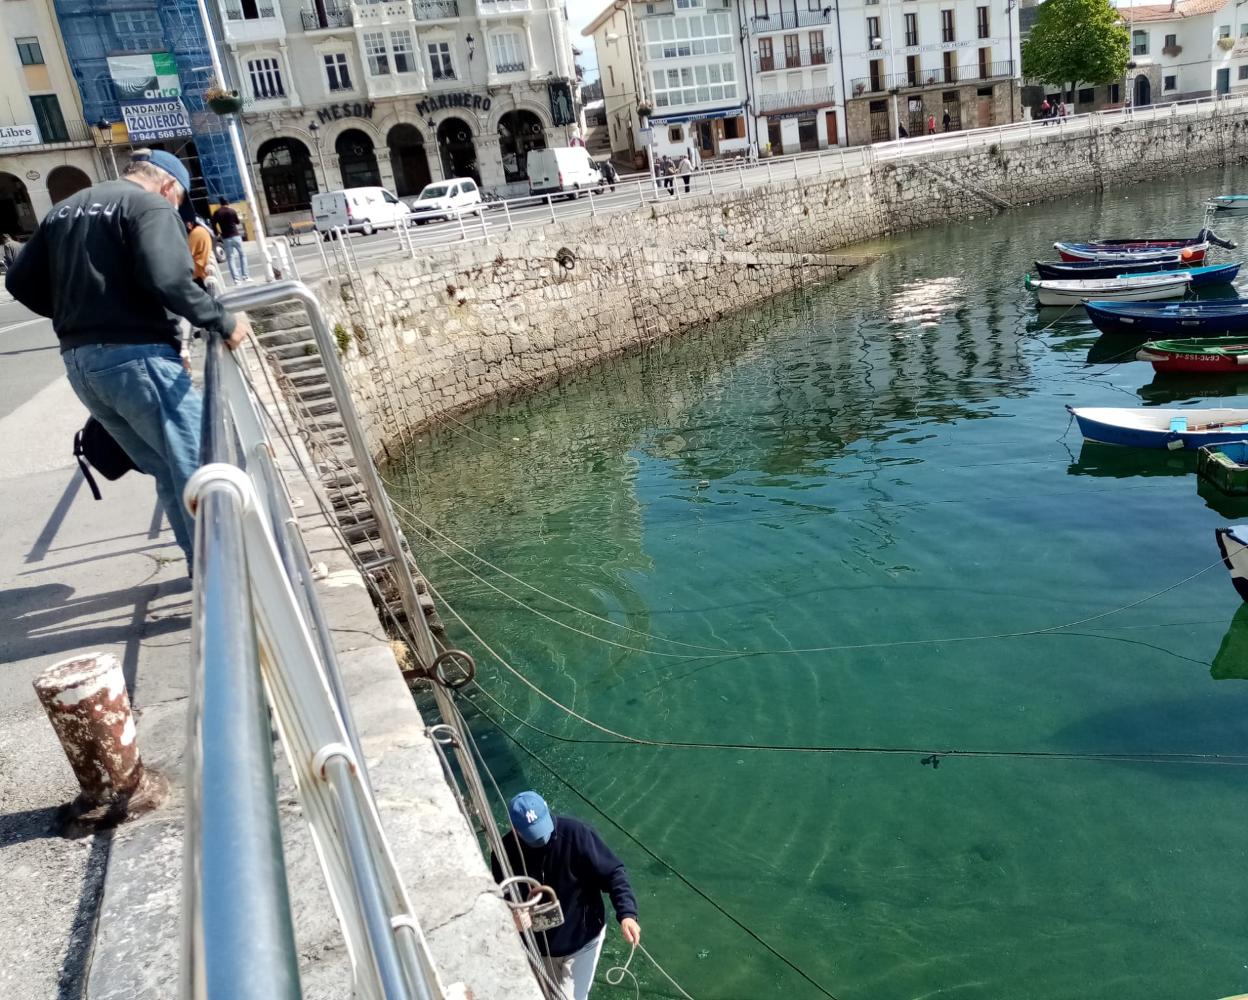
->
xmin=605 ymin=942 xmax=699 ymax=1000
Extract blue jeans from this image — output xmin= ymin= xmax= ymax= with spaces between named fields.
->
xmin=63 ymin=343 xmax=202 ymax=567
xmin=223 ymin=235 xmax=248 ymax=281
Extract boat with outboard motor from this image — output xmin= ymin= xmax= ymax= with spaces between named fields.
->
xmin=1084 ymin=299 xmax=1248 ymax=337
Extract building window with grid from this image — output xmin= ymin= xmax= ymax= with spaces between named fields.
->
xmin=1165 ymin=74 xmax=1178 ymax=88
xmin=391 ymin=30 xmax=415 ymax=73
xmin=643 ymin=13 xmax=734 ymax=61
xmin=247 ymin=57 xmax=284 ymax=99
xmin=649 ymin=61 xmax=736 ymax=108
xmin=809 ymin=30 xmax=825 ymax=62
xmin=783 ymin=33 xmax=799 ymax=67
xmin=1132 ymin=30 xmax=1148 ymax=56
xmin=866 ymin=15 xmax=880 ymax=43
xmin=491 ymin=31 xmax=525 ymax=73
xmin=976 ymin=5 xmax=989 ymax=38
xmin=940 ymin=10 xmax=954 ymax=43
xmin=1240 ymin=66 xmax=1248 ymax=81
xmin=324 ymin=52 xmax=352 ymax=91
xmin=904 ymin=12 xmax=918 ymax=46
xmin=428 ymin=41 xmax=454 ymax=80
xmin=364 ymin=31 xmax=390 ymax=75
xmin=110 ymin=11 xmax=163 ymax=52
xmin=16 ymin=37 xmax=44 ymax=66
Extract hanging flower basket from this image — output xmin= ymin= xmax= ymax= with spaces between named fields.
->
xmin=205 ymin=86 xmax=244 ymax=115
xmin=637 ymin=101 xmax=654 ymax=119
xmin=1218 ymin=36 xmax=1236 ymax=51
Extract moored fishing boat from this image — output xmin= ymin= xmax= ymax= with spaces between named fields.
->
xmin=1138 ymin=336 xmax=1248 ymax=373
xmin=1215 ymin=526 xmax=1248 ymax=601
xmin=1034 ymin=258 xmax=1184 ymax=280
xmin=1084 ymin=299 xmax=1248 ymax=337
xmin=1131 ymin=262 xmax=1240 ymax=287
xmin=1210 ymin=195 xmax=1248 ymax=212
xmin=1066 ymin=405 xmax=1248 ymax=449
xmin=1024 ymin=273 xmax=1191 ymax=306
xmin=1054 ymin=242 xmax=1201 ymax=264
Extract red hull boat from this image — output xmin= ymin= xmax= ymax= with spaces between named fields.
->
xmin=1138 ymin=337 xmax=1248 ymax=374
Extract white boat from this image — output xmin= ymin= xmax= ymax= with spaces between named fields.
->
xmin=1066 ymin=405 xmax=1248 ymax=449
xmin=1215 ymin=527 xmax=1248 ymax=602
xmin=1024 ymin=272 xmax=1192 ymax=307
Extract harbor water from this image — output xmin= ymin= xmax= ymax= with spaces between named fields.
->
xmin=387 ymin=169 xmax=1248 ymax=1000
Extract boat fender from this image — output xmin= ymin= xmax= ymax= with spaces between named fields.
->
xmin=1238 ymin=355 xmax=1248 ymax=365
xmin=1167 ymin=438 xmax=1185 ymax=451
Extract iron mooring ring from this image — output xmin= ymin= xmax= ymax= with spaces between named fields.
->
xmin=427 ymin=723 xmax=460 ymax=747
xmin=431 ymin=649 xmax=476 ymax=690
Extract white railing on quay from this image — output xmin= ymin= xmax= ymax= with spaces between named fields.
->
xmin=183 ymin=282 xmax=450 ymax=1000
xmin=290 ymin=93 xmax=1248 ymax=268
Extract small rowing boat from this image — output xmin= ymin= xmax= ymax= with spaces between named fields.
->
xmin=1215 ymin=526 xmax=1248 ymax=601
xmin=1132 ymin=262 xmax=1241 ymax=287
xmin=1084 ymin=299 xmax=1248 ymax=337
xmin=1024 ymin=272 xmax=1191 ymax=306
xmin=1210 ymin=195 xmax=1248 ymax=212
xmin=1138 ymin=336 xmax=1248 ymax=373
xmin=1066 ymin=405 xmax=1248 ymax=449
xmin=1054 ymin=242 xmax=1202 ymax=264
xmin=1033 ymin=258 xmax=1185 ymax=280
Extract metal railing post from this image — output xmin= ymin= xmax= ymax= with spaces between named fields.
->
xmin=588 ymin=188 xmax=597 ymax=216
xmin=503 ymin=199 xmax=514 ymax=231
xmin=455 ymin=209 xmax=467 ymax=242
xmin=739 ymin=163 xmax=745 ymax=189
xmin=767 ymin=159 xmax=773 ymax=182
xmin=548 ymin=193 xmax=557 ymax=223
xmin=478 ymin=207 xmax=489 ymax=243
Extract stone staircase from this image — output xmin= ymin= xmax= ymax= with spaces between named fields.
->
xmin=247 ymin=299 xmax=444 ymax=639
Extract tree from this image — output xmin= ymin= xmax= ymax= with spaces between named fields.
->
xmin=1022 ymin=0 xmax=1130 ymax=94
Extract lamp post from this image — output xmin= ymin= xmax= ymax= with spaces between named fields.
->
xmin=94 ymin=119 xmax=118 ymax=179
xmin=307 ymin=120 xmax=330 ymax=187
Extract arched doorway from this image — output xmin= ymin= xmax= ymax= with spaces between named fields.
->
xmin=47 ymin=165 xmax=92 ymax=205
xmin=387 ymin=124 xmax=431 ymax=197
xmin=0 ymin=172 xmax=36 ymax=236
xmin=437 ymin=118 xmax=479 ymax=184
xmin=336 ymin=128 xmax=380 ymax=188
xmin=257 ymin=137 xmax=318 ymax=214
xmin=497 ymin=110 xmax=547 ymax=183
xmin=1134 ymin=74 xmax=1151 ymax=108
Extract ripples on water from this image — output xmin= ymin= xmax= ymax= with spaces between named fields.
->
xmin=387 ymin=169 xmax=1248 ymax=999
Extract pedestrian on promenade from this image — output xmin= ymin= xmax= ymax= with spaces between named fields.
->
xmin=212 ymin=196 xmax=248 ymax=283
xmin=0 ymin=233 xmax=18 ymax=270
xmin=1058 ymin=100 xmax=1068 ymax=119
xmin=942 ymin=109 xmax=951 ymax=132
xmin=663 ymin=156 xmax=675 ymax=196
xmin=492 ymin=791 xmax=640 ymax=1000
xmin=599 ymin=159 xmax=619 ymax=192
xmin=4 ymin=150 xmax=249 ymax=573
xmin=898 ymin=123 xmax=908 ymax=139
xmin=1040 ymin=98 xmax=1051 ymax=125
xmin=678 ymin=151 xmax=693 ymax=194
xmin=183 ymin=204 xmax=213 ymax=291
xmin=927 ymin=113 xmax=936 ymax=135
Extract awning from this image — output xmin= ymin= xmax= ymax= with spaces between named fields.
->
xmin=648 ymin=105 xmax=744 ymax=125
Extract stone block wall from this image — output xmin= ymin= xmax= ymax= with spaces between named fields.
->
xmin=309 ymin=106 xmax=1248 ymax=461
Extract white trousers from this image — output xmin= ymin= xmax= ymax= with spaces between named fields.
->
xmin=540 ymin=928 xmax=606 ymax=1000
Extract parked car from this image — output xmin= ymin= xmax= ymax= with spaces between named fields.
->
xmin=527 ymin=147 xmax=605 ymax=197
xmin=311 ymin=187 xmax=409 ymax=237
xmin=407 ymin=178 xmax=483 ymax=224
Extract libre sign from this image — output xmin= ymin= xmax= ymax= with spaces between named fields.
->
xmin=0 ymin=123 xmax=41 ymax=149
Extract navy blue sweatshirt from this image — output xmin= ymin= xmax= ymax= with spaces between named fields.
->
xmin=491 ymin=815 xmax=638 ymax=958
xmin=5 ymin=179 xmax=235 ymax=351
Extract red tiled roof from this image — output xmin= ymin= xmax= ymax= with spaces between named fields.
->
xmin=1121 ymin=0 xmax=1228 ymax=22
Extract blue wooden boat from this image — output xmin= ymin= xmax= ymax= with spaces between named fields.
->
xmin=1084 ymin=299 xmax=1248 ymax=337
xmin=1133 ymin=262 xmax=1241 ymax=287
xmin=1067 ymin=405 xmax=1248 ymax=450
xmin=1034 ymin=258 xmax=1186 ymax=280
xmin=1211 ymin=195 xmax=1248 ymax=212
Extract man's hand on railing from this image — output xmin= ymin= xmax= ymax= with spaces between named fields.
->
xmin=227 ymin=314 xmax=253 ymax=351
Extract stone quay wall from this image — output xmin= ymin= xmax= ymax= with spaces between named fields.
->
xmin=314 ymin=107 xmax=1248 ymax=460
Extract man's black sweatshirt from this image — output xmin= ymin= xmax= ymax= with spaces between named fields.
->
xmin=4 ymin=179 xmax=235 ymax=351
xmin=491 ymin=815 xmax=638 ymax=958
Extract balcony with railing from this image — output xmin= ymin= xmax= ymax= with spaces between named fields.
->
xmin=413 ymin=0 xmax=458 ymax=19
xmin=222 ymin=1 xmax=285 ymax=43
xmin=749 ymin=8 xmax=833 ymax=32
xmin=301 ymin=4 xmax=353 ymax=29
xmin=2 ymin=118 xmax=94 ymax=149
xmin=756 ymin=84 xmax=836 ymax=114
xmin=477 ymin=0 xmax=532 ymax=15
xmin=849 ymin=59 xmax=1015 ymax=96
xmin=352 ymin=0 xmax=412 ymax=23
xmin=755 ymin=47 xmax=835 ymax=72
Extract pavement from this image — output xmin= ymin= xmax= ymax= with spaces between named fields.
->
xmin=0 ymin=298 xmax=191 ymax=1000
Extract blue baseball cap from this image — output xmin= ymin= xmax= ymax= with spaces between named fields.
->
xmin=509 ymin=791 xmax=554 ymax=846
xmin=141 ymin=150 xmax=191 ymax=199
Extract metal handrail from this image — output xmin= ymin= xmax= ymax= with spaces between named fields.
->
xmin=183 ymin=294 xmax=446 ymax=999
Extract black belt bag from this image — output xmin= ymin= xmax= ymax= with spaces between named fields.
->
xmin=73 ymin=417 xmax=137 ymax=500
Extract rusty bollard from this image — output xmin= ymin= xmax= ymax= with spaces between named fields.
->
xmin=33 ymin=651 xmax=166 ymax=835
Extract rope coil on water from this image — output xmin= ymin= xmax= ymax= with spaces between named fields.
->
xmin=606 ymin=942 xmax=698 ymax=1000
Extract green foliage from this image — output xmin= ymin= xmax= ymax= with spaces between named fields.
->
xmin=333 ymin=322 xmax=350 ymax=355
xmin=1022 ymin=0 xmax=1129 ymax=88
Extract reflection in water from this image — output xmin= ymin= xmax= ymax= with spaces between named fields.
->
xmin=1211 ymin=604 xmax=1248 ymax=680
xmin=389 ymin=169 xmax=1248 ymax=1000
xmin=1138 ymin=370 xmax=1248 ymax=404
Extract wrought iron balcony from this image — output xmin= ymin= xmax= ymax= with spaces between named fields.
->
xmin=224 ymin=3 xmax=276 ymax=18
xmin=494 ymin=60 xmax=526 ymax=73
xmin=755 ymin=47 xmax=835 ymax=72
xmin=477 ymin=0 xmax=532 ymax=14
xmin=25 ymin=118 xmax=94 ymax=146
xmin=756 ymin=85 xmax=836 ymax=114
xmin=849 ymin=59 xmax=1015 ymax=96
xmin=749 ymin=8 xmax=832 ymax=32
xmin=413 ymin=0 xmax=458 ymax=18
xmin=301 ymin=5 xmax=353 ymax=29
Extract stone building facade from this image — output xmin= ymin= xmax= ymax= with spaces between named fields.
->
xmin=220 ymin=0 xmax=579 ymax=230
xmin=0 ymin=0 xmax=101 ymax=235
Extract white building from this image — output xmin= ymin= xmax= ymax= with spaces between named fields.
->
xmin=1117 ymin=0 xmax=1238 ymax=106
xmin=0 ymin=0 xmax=100 ymax=236
xmin=218 ymin=0 xmax=580 ymax=228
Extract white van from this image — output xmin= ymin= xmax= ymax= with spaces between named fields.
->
xmin=311 ymin=187 xmax=409 ymax=236
xmin=527 ymin=147 xmax=605 ymax=197
xmin=408 ymin=178 xmax=483 ymax=224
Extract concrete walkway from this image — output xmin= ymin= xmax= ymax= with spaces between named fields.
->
xmin=0 ymin=300 xmax=190 ymax=1000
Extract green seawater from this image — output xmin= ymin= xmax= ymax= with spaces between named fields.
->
xmin=386 ymin=169 xmax=1248 ymax=1000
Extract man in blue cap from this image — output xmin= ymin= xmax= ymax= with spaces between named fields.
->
xmin=6 ymin=149 xmax=250 ymax=572
xmin=492 ymin=790 xmax=640 ymax=999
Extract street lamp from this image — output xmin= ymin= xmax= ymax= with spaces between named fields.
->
xmin=307 ymin=120 xmax=330 ymax=185
xmin=94 ymin=119 xmax=118 ymax=179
